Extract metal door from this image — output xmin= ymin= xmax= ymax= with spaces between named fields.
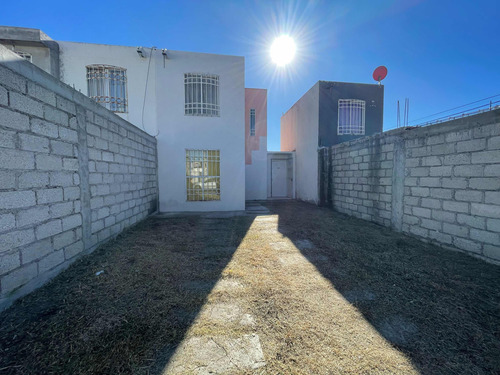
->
xmin=271 ymin=160 xmax=287 ymax=197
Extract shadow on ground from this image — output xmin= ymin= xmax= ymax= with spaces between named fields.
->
xmin=266 ymin=200 xmax=500 ymax=374
xmin=0 ymin=214 xmax=254 ymax=374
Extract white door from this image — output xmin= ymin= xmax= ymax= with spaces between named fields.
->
xmin=271 ymin=160 xmax=287 ymax=197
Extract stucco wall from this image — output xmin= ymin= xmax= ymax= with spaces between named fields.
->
xmin=320 ymin=109 xmax=500 ymax=264
xmin=280 ymin=82 xmax=319 ymax=203
xmin=0 ymin=47 xmax=158 ymax=311
xmin=245 ymin=88 xmax=267 ymax=200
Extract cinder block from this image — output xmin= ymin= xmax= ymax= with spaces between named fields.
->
xmin=430 ymin=188 xmax=452 ymax=199
xmin=21 ymin=238 xmax=52 ymax=263
xmin=56 ymin=96 xmax=76 ymax=115
xmin=427 ymin=135 xmax=445 ymax=145
xmin=36 ymin=188 xmax=63 ymax=205
xmin=457 ymin=139 xmax=486 ymax=153
xmin=485 ymin=192 xmax=500 ymax=205
xmin=0 ymin=65 xmax=27 ymax=93
xmin=16 ymin=206 xmax=50 ymax=228
xmin=36 ymin=154 xmax=63 ymax=171
xmin=428 ymin=230 xmax=452 ymax=244
xmin=0 ymin=228 xmax=35 ymax=250
xmin=470 ymin=229 xmax=499 ymax=245
xmin=444 ymin=154 xmax=470 ymax=165
xmin=431 ymin=209 xmax=456 ymax=223
xmin=471 ymin=150 xmax=500 ymax=164
xmin=421 ymin=198 xmax=441 ymax=209
xmin=0 ymin=251 xmax=20 ymax=275
xmin=469 ymin=178 xmax=500 ymax=190
xmin=443 ymin=222 xmax=468 ymax=237
xmin=27 ymin=82 xmax=56 ymax=106
xmin=453 ymin=237 xmax=481 ymax=254
xmin=86 ymin=123 xmax=101 ymax=137
xmin=488 ymin=136 xmax=500 ymax=150
xmin=35 ymin=219 xmax=62 ymax=240
xmin=0 ymin=85 xmax=7 ymax=106
xmin=38 ymin=250 xmax=65 ymax=274
xmin=62 ymin=214 xmax=82 ymax=231
xmin=413 ymin=207 xmax=431 ymax=218
xmin=53 ymin=230 xmax=75 ymax=250
xmin=10 ymin=92 xmax=43 ymax=118
xmin=91 ymin=220 xmax=104 ymax=233
xmin=18 ymin=171 xmax=49 ymax=189
xmin=0 ymin=213 xmax=16 ymax=233
xmin=445 ymin=129 xmax=472 ymax=143
xmin=422 ymin=156 xmax=442 ymax=166
xmin=0 ymin=191 xmax=36 ymax=209
xmin=50 ymin=140 xmax=74 ymax=156
xmin=50 ymin=202 xmax=74 ymax=219
xmin=411 ymin=187 xmax=430 ymax=197
xmin=455 ymin=190 xmax=483 ymax=202
xmin=44 ymin=106 xmax=68 ymax=126
xmin=0 ymin=128 xmax=16 ymax=148
xmin=0 ymin=263 xmax=38 ymax=294
xmin=410 ymin=167 xmax=429 ymax=177
xmin=0 ymin=148 xmax=35 ymax=170
xmin=429 ymin=166 xmax=452 ymax=176
xmin=443 ymin=201 xmax=469 ymax=213
xmin=421 ymin=218 xmax=441 ymax=230
xmin=454 ymin=165 xmax=483 ymax=177
xmin=472 ymin=203 xmax=500 ymax=218
xmin=0 ymin=171 xmax=15 ymax=190
xmin=19 ymin=133 xmax=50 ymax=153
xmin=59 ymin=127 xmax=78 ymax=143
xmin=63 ymin=186 xmax=80 ymax=201
xmin=49 ymin=171 xmax=73 ymax=187
xmin=441 ymin=178 xmax=467 ymax=189
xmin=409 ymin=226 xmax=428 ymax=238
xmin=484 ymin=164 xmax=500 ymax=176
xmin=483 ymin=245 xmax=500 ymax=261
xmin=31 ymin=118 xmax=59 ymax=138
xmin=419 ymin=177 xmax=441 ymax=187
xmin=487 ymin=219 xmax=500 ymax=232
xmin=64 ymin=240 xmax=84 ymax=259
xmin=457 ymin=214 xmax=485 ymax=229
xmin=62 ymin=158 xmax=79 ymax=171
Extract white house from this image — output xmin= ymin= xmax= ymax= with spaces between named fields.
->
xmin=0 ymin=26 xmax=272 ymax=212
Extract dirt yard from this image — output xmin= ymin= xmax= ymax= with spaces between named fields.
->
xmin=0 ymin=201 xmax=499 ymax=374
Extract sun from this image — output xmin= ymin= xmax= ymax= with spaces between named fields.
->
xmin=270 ymin=35 xmax=296 ymax=66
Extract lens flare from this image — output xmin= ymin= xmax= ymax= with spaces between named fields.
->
xmin=270 ymin=35 xmax=296 ymax=66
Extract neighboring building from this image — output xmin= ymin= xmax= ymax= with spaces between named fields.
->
xmin=245 ymin=88 xmax=267 ymax=200
xmin=0 ymin=26 xmax=271 ymax=212
xmin=281 ymin=80 xmax=384 ymax=204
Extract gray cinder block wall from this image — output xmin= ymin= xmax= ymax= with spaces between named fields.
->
xmin=0 ymin=46 xmax=158 ymax=311
xmin=319 ymin=108 xmax=500 ymax=264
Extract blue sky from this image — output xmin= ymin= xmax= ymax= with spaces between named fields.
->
xmin=2 ymin=0 xmax=499 ymax=150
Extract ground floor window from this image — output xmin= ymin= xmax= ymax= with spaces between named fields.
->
xmin=186 ymin=150 xmax=220 ymax=201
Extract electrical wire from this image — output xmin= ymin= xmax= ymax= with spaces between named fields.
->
xmin=408 ymin=94 xmax=500 ymax=125
xmin=141 ymin=46 xmax=155 ymax=133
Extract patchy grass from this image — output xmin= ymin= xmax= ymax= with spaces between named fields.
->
xmin=0 ymin=201 xmax=499 ymax=374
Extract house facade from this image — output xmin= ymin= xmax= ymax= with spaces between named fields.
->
xmin=1 ymin=26 xmax=271 ymax=212
xmin=281 ymin=80 xmax=384 ymax=204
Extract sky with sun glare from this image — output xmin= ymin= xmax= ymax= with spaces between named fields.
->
xmin=2 ymin=0 xmax=499 ymax=150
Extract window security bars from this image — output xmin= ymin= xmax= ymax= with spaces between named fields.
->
xmin=184 ymin=73 xmax=220 ymax=116
xmin=14 ymin=51 xmax=32 ymax=62
xmin=250 ymin=108 xmax=256 ymax=136
xmin=86 ymin=65 xmax=128 ymax=113
xmin=186 ymin=150 xmax=221 ymax=201
xmin=338 ymin=99 xmax=366 ymax=135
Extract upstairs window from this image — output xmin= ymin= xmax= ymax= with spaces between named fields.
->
xmin=338 ymin=99 xmax=365 ymax=135
xmin=184 ymin=73 xmax=220 ymax=116
xmin=86 ymin=65 xmax=128 ymax=113
xmin=186 ymin=150 xmax=220 ymax=201
xmin=14 ymin=51 xmax=32 ymax=62
xmin=250 ymin=108 xmax=256 ymax=136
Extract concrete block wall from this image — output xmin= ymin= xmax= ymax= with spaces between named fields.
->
xmin=321 ymin=108 xmax=500 ymax=264
xmin=0 ymin=47 xmax=158 ymax=311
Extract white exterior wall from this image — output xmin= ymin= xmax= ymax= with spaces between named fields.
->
xmin=58 ymin=42 xmax=245 ymax=212
xmin=155 ymin=50 xmax=245 ymax=212
xmin=58 ymin=41 xmax=157 ymax=135
xmin=245 ymin=136 xmax=267 ymax=200
xmin=280 ymin=83 xmax=319 ymax=204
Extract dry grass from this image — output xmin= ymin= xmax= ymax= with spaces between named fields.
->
xmin=0 ymin=201 xmax=499 ymax=374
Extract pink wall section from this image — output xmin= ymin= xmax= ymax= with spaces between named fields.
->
xmin=245 ymin=88 xmax=267 ymax=164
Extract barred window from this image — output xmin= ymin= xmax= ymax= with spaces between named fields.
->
xmin=184 ymin=73 xmax=220 ymax=116
xmin=186 ymin=150 xmax=220 ymax=201
xmin=250 ymin=108 xmax=256 ymax=136
xmin=14 ymin=51 xmax=32 ymax=62
xmin=338 ymin=99 xmax=365 ymax=135
xmin=86 ymin=65 xmax=128 ymax=113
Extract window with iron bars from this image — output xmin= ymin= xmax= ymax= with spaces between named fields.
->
xmin=250 ymin=108 xmax=256 ymax=136
xmin=186 ymin=150 xmax=220 ymax=201
xmin=184 ymin=73 xmax=220 ymax=116
xmin=338 ymin=99 xmax=365 ymax=135
xmin=86 ymin=65 xmax=128 ymax=113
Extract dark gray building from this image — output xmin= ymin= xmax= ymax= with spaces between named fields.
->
xmin=281 ymin=80 xmax=384 ymax=204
